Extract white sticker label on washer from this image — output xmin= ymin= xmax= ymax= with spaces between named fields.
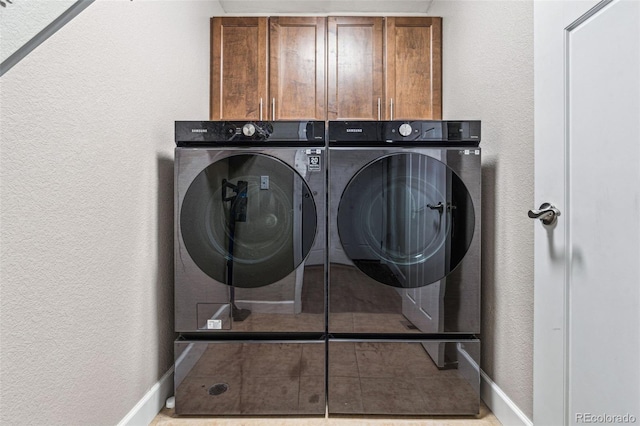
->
xmin=207 ymin=319 xmax=222 ymax=330
xmin=308 ymin=155 xmax=321 ymax=171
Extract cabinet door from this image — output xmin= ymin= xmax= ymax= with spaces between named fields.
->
xmin=270 ymin=17 xmax=326 ymax=120
xmin=327 ymin=17 xmax=384 ymax=121
xmin=210 ymin=17 xmax=268 ymax=120
xmin=386 ymin=17 xmax=442 ymax=120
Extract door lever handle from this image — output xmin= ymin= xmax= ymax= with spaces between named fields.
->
xmin=528 ymin=202 xmax=561 ymax=225
xmin=427 ymin=202 xmax=444 ymax=214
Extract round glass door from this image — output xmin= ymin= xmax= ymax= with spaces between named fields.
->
xmin=337 ymin=153 xmax=474 ymax=288
xmin=181 ymin=154 xmax=317 ymax=288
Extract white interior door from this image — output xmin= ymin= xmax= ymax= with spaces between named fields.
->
xmin=533 ymin=1 xmax=640 ymax=425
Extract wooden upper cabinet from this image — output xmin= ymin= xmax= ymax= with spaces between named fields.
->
xmin=386 ymin=17 xmax=442 ymax=120
xmin=327 ymin=17 xmax=384 ymax=121
xmin=210 ymin=17 xmax=268 ymax=120
xmin=210 ymin=16 xmax=442 ymax=122
xmin=270 ymin=17 xmax=326 ymax=120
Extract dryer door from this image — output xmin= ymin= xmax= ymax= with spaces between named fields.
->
xmin=180 ymin=153 xmax=317 ymax=288
xmin=337 ymin=152 xmax=474 ymax=288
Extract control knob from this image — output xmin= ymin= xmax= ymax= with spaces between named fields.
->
xmin=399 ymin=123 xmax=412 ymax=137
xmin=242 ymin=123 xmax=256 ymax=137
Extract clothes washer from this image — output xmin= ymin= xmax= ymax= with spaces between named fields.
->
xmin=173 ymin=121 xmax=326 ymax=415
xmin=327 ymin=120 xmax=481 ymax=415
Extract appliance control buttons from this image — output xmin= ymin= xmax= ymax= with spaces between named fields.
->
xmin=223 ymin=124 xmax=236 ymax=138
xmin=399 ymin=123 xmax=412 ymax=137
xmin=242 ymin=123 xmax=256 ymax=137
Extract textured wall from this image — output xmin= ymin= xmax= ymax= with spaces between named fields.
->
xmin=429 ymin=0 xmax=535 ymax=418
xmin=0 ymin=1 xmax=222 ymax=424
xmin=0 ymin=0 xmax=75 ymax=63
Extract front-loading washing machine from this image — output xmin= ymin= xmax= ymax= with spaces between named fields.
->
xmin=173 ymin=121 xmax=326 ymax=415
xmin=327 ymin=120 xmax=482 ymax=416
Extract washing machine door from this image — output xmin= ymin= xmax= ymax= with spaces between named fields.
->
xmin=337 ymin=152 xmax=474 ymax=288
xmin=180 ymin=153 xmax=317 ymax=288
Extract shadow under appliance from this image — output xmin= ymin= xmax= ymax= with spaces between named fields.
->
xmin=173 ymin=121 xmax=326 ymax=415
xmin=327 ymin=120 xmax=481 ymax=415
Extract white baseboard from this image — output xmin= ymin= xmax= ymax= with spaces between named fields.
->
xmin=117 ymin=367 xmax=174 ymax=426
xmin=481 ymin=369 xmax=533 ymax=426
xmin=455 ymin=343 xmax=532 ymax=426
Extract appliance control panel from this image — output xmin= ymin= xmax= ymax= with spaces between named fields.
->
xmin=329 ymin=121 xmax=481 ymax=146
xmin=175 ymin=121 xmax=326 ymax=146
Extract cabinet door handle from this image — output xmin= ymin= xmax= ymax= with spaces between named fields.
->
xmin=259 ymin=98 xmax=263 ymax=121
xmin=272 ymin=98 xmax=276 ymax=121
xmin=377 ymin=98 xmax=381 ymax=120
xmin=390 ymin=98 xmax=394 ymax=120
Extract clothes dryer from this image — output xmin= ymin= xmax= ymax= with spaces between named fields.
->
xmin=327 ymin=120 xmax=481 ymax=416
xmin=173 ymin=121 xmax=326 ymax=415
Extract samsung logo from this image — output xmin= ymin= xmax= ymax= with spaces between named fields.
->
xmin=191 ymin=129 xmax=207 ymax=133
xmin=346 ymin=128 xmax=363 ymax=133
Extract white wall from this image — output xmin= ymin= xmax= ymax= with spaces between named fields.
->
xmin=0 ymin=0 xmax=76 ymax=64
xmin=0 ymin=1 xmax=223 ymax=424
xmin=429 ymin=0 xmax=535 ymax=418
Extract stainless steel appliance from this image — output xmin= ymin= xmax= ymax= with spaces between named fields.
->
xmin=173 ymin=121 xmax=326 ymax=415
xmin=327 ymin=120 xmax=481 ymax=415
